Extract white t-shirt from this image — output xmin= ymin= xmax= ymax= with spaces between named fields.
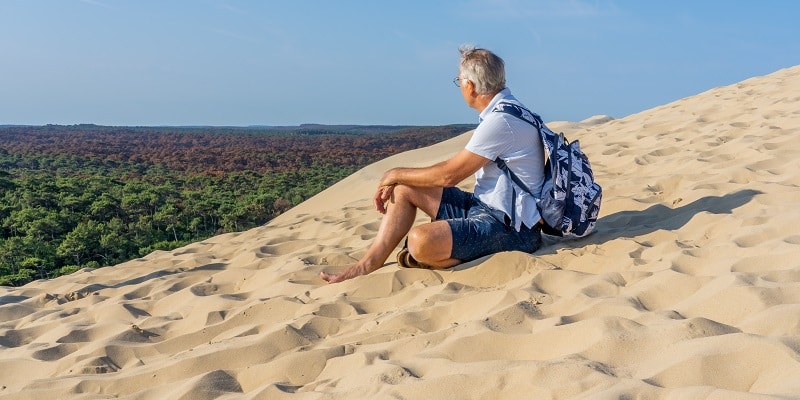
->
xmin=465 ymin=88 xmax=545 ymax=231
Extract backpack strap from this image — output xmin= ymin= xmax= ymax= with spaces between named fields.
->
xmin=494 ymin=157 xmax=535 ymax=197
xmin=494 ymin=102 xmax=540 ymax=126
xmin=491 ymin=101 xmax=547 ymax=228
xmin=491 ymin=101 xmax=544 ymax=196
xmin=493 ymin=158 xmax=528 ymax=228
xmin=493 ymin=101 xmax=557 ymax=151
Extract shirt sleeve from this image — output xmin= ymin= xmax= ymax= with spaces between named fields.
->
xmin=465 ymin=114 xmax=514 ymax=160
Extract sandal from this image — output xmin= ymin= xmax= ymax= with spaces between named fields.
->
xmin=396 ymin=248 xmax=434 ymax=270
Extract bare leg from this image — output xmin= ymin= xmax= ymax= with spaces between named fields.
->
xmin=321 ymin=185 xmax=444 ymax=283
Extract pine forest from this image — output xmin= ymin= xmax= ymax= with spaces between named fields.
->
xmin=0 ymin=124 xmax=474 ymax=286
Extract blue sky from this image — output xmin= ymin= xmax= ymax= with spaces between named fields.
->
xmin=1 ymin=1 xmax=799 ymax=126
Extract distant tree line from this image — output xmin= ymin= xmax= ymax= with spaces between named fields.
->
xmin=0 ymin=124 xmax=474 ymax=286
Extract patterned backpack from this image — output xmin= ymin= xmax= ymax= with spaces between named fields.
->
xmin=492 ymin=102 xmax=602 ymax=237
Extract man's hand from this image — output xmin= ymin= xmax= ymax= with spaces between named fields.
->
xmin=373 ymin=185 xmax=394 ymax=214
xmin=320 ymin=264 xmax=371 ymax=283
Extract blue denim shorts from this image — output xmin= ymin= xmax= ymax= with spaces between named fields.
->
xmin=437 ymin=187 xmax=542 ymax=262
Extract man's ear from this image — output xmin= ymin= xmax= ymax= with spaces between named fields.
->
xmin=464 ymin=79 xmax=477 ymax=97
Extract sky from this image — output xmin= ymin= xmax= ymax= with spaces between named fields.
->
xmin=1 ymin=1 xmax=799 ymax=127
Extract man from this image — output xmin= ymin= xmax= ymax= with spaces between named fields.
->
xmin=321 ymin=45 xmax=545 ymax=284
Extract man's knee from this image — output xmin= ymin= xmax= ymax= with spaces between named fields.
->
xmin=407 ymin=222 xmax=452 ymax=262
xmin=406 ymin=227 xmax=426 ymax=255
xmin=390 ymin=184 xmax=442 ymax=218
xmin=391 ymin=184 xmax=415 ymax=202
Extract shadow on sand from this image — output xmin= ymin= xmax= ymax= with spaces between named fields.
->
xmin=537 ymin=189 xmax=764 ymax=255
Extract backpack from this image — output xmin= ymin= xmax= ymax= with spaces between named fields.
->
xmin=492 ymin=101 xmax=602 ymax=237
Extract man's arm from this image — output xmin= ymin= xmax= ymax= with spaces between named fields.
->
xmin=380 ymin=149 xmax=489 ymax=188
xmin=373 ymin=149 xmax=489 ymax=214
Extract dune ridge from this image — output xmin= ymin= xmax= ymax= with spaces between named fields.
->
xmin=1 ymin=65 xmax=800 ymax=399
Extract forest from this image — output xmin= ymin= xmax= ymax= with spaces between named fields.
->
xmin=0 ymin=123 xmax=474 ymax=286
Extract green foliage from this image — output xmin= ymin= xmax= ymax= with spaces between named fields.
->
xmin=0 ymin=124 xmax=472 ymax=286
xmin=59 ymin=265 xmax=84 ymax=276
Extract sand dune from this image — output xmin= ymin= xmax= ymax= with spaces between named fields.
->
xmin=2 ymin=65 xmax=800 ymax=399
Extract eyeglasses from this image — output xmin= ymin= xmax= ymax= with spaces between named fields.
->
xmin=453 ymin=77 xmax=464 ymax=87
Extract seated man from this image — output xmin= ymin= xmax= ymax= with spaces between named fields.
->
xmin=321 ymin=45 xmax=545 ymax=284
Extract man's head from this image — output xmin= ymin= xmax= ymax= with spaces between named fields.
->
xmin=457 ymin=45 xmax=506 ymax=96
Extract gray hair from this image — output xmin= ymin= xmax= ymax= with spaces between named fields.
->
xmin=458 ymin=45 xmax=506 ymax=95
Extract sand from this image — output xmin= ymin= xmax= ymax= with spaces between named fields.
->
xmin=2 ymin=65 xmax=800 ymax=399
